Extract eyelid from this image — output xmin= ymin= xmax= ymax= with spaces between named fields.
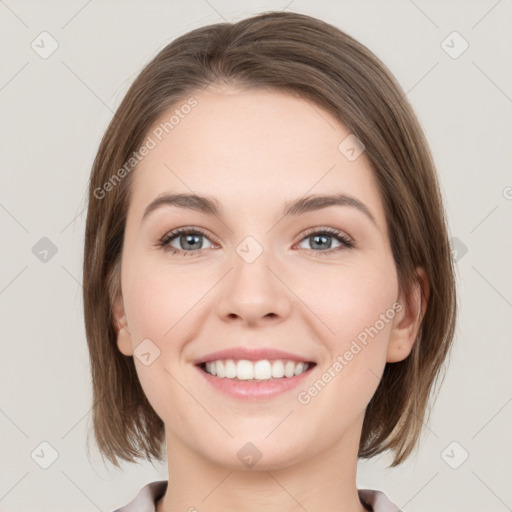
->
xmin=158 ymin=226 xmax=218 ymax=248
xmin=298 ymin=225 xmax=354 ymax=244
xmin=293 ymin=226 xmax=355 ymax=255
xmin=158 ymin=225 xmax=355 ymax=256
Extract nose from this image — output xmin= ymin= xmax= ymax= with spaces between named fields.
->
xmin=216 ymin=249 xmax=292 ymax=326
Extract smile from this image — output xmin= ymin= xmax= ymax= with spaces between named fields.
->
xmin=201 ymin=359 xmax=311 ymax=381
xmin=195 ymin=359 xmax=317 ymax=400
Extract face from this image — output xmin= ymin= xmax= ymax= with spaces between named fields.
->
xmin=113 ymin=86 xmax=422 ymax=470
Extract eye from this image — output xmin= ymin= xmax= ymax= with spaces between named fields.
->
xmin=158 ymin=227 xmax=215 ymax=256
xmin=296 ymin=227 xmax=354 ymax=255
xmin=158 ymin=226 xmax=354 ymax=257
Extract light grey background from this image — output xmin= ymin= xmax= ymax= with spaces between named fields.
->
xmin=1 ymin=1 xmax=511 ymax=511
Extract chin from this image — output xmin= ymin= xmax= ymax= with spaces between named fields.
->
xmin=195 ymin=434 xmax=311 ymax=471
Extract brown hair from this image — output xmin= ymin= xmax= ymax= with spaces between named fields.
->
xmin=83 ymin=11 xmax=456 ymax=468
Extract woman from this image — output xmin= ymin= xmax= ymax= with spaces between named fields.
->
xmin=83 ymin=11 xmax=456 ymax=511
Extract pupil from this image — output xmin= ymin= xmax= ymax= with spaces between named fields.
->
xmin=182 ymin=234 xmax=201 ymax=250
xmin=312 ymin=234 xmax=331 ymax=250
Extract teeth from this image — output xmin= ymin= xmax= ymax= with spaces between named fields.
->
xmin=272 ymin=360 xmax=285 ymax=378
xmin=216 ymin=360 xmax=226 ymax=378
xmin=237 ymin=359 xmax=254 ymax=380
xmin=284 ymin=360 xmax=296 ymax=377
xmin=294 ymin=362 xmax=306 ymax=376
xmin=225 ymin=359 xmax=237 ymax=378
xmin=202 ymin=359 xmax=311 ymax=381
xmin=254 ymin=360 xmax=271 ymax=380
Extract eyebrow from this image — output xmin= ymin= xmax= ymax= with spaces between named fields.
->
xmin=141 ymin=192 xmax=377 ymax=226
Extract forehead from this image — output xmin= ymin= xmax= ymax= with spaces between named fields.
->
xmin=128 ymin=87 xmax=385 ymax=227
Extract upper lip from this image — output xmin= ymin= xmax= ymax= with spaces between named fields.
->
xmin=192 ymin=347 xmax=316 ymax=365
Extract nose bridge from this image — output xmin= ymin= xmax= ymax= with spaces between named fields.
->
xmin=216 ymin=235 xmax=290 ymax=323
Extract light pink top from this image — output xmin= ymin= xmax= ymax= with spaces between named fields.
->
xmin=113 ymin=480 xmax=402 ymax=511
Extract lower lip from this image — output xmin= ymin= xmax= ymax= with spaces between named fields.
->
xmin=195 ymin=364 xmax=315 ymax=400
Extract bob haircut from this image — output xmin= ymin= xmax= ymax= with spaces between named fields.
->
xmin=83 ymin=11 xmax=456 ymax=468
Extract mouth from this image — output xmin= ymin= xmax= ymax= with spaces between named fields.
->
xmin=192 ymin=347 xmax=317 ymax=399
xmin=195 ymin=358 xmax=317 ymax=400
xmin=197 ymin=358 xmax=317 ymax=382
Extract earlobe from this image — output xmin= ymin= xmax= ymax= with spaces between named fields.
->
xmin=386 ymin=267 xmax=429 ymax=363
xmin=112 ymin=296 xmax=133 ymax=357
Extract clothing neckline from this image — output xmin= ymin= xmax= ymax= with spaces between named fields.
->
xmin=116 ymin=479 xmax=402 ymax=512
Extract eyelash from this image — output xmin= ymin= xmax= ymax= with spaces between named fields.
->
xmin=157 ymin=226 xmax=354 ymax=257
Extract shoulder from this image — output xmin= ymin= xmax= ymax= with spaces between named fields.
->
xmin=113 ymin=480 xmax=168 ymax=512
xmin=358 ymin=488 xmax=402 ymax=512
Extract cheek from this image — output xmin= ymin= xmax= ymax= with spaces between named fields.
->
xmin=122 ymin=252 xmax=208 ymax=341
xmin=317 ymin=260 xmax=399 ymax=400
xmin=120 ymin=253 xmax=214 ymax=408
xmin=120 ymin=254 xmax=206 ymax=419
xmin=298 ymin=256 xmax=399 ymax=348
xmin=295 ymin=267 xmax=399 ymax=422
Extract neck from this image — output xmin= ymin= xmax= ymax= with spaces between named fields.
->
xmin=157 ymin=414 xmax=369 ymax=512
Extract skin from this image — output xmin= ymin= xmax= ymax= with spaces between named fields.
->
xmin=112 ymin=86 xmax=428 ymax=512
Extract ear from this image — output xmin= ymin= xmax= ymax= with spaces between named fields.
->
xmin=386 ymin=267 xmax=429 ymax=363
xmin=112 ymin=295 xmax=133 ymax=357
